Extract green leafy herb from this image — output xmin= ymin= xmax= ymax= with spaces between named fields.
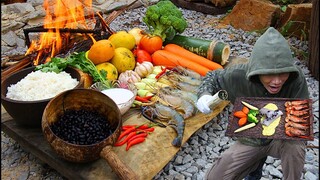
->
xmin=35 ymin=51 xmax=111 ymax=88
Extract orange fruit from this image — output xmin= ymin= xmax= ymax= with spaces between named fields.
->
xmin=95 ymin=62 xmax=118 ymax=81
xmin=88 ymin=40 xmax=115 ymax=65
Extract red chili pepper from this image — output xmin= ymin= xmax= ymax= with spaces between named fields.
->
xmin=117 ymin=126 xmax=136 ymax=142
xmin=114 ymin=131 xmax=143 ymax=146
xmin=144 ymin=95 xmax=153 ymax=100
xmin=155 ymin=67 xmax=167 ymax=79
xmin=121 ymin=123 xmax=156 ymax=131
xmin=135 ymin=96 xmax=150 ymax=103
xmin=126 ymin=137 xmax=146 ymax=151
xmin=121 ymin=125 xmax=137 ymax=131
xmin=127 ymin=132 xmax=148 ymax=143
xmin=142 ymin=127 xmax=155 ymax=132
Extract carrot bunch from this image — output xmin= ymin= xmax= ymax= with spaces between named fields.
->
xmin=114 ymin=123 xmax=155 ymax=151
xmin=233 ymin=106 xmax=250 ymax=127
xmin=151 ymin=44 xmax=223 ymax=76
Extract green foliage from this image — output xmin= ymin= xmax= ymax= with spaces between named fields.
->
xmin=35 ymin=51 xmax=111 ymax=88
xmin=270 ymin=0 xmax=296 ymax=5
xmin=143 ymin=0 xmax=188 ymax=41
xmin=279 ymin=21 xmax=294 ymax=36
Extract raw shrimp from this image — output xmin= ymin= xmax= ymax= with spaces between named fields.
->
xmin=159 ymin=87 xmax=198 ymax=106
xmin=154 ymin=103 xmax=185 ymax=147
xmin=141 ymin=103 xmax=185 ymax=147
xmin=172 ymin=66 xmax=202 ymax=80
xmin=158 ymin=92 xmax=195 ymax=119
xmin=166 ymin=72 xmax=202 ymax=86
xmin=170 ymin=79 xmax=199 ymax=93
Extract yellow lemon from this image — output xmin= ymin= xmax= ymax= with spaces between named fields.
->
xmin=88 ymin=39 xmax=115 ymax=65
xmin=108 ymin=31 xmax=136 ymax=50
xmin=110 ymin=47 xmax=136 ymax=73
xmin=95 ymin=62 xmax=118 ymax=81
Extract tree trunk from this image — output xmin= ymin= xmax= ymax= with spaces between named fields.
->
xmin=308 ymin=0 xmax=319 ymax=80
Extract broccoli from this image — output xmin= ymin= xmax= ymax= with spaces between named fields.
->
xmin=143 ymin=0 xmax=188 ymax=41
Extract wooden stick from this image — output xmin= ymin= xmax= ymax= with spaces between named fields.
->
xmin=1 ymin=57 xmax=32 ymax=82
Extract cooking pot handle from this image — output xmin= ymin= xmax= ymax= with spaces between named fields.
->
xmin=100 ymin=146 xmax=138 ymax=180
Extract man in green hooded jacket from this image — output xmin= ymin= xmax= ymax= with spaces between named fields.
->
xmin=196 ymin=27 xmax=309 ymax=179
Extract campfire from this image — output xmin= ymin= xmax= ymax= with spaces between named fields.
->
xmin=1 ymin=0 xmax=138 ymax=80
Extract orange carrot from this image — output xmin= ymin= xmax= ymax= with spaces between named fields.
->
xmin=238 ymin=117 xmax=248 ymax=127
xmin=233 ymin=111 xmax=247 ymax=118
xmin=151 ymin=50 xmax=210 ymax=76
xmin=163 ymin=44 xmax=223 ymax=70
xmin=242 ymin=106 xmax=250 ymax=114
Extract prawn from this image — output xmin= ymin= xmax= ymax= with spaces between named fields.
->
xmin=166 ymin=72 xmax=202 ymax=86
xmin=171 ymin=66 xmax=202 ymax=80
xmin=285 ymin=100 xmax=309 ymax=107
xmin=284 ymin=121 xmax=309 ymax=130
xmin=285 ymin=114 xmax=309 ymax=123
xmin=158 ymin=92 xmax=195 ymax=119
xmin=141 ymin=103 xmax=185 ymax=147
xmin=288 ymin=109 xmax=309 ymax=117
xmin=285 ymin=103 xmax=309 ymax=111
xmin=159 ymin=87 xmax=198 ymax=106
xmin=154 ymin=103 xmax=185 ymax=147
xmin=170 ymin=79 xmax=199 ymax=93
xmin=285 ymin=126 xmax=309 ymax=137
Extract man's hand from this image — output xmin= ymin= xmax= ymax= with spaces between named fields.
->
xmin=196 ymin=95 xmax=215 ymax=114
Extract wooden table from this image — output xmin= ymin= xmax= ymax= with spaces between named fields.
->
xmin=1 ymin=101 xmax=229 ymax=180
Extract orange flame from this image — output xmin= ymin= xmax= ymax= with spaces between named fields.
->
xmin=25 ymin=0 xmax=94 ymax=65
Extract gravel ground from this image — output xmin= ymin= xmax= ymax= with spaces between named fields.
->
xmin=2 ymin=5 xmax=319 ymax=180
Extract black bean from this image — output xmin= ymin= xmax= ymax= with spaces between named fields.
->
xmin=50 ymin=109 xmax=116 ymax=145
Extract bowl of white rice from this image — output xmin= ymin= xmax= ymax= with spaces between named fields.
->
xmin=1 ymin=66 xmax=84 ymax=127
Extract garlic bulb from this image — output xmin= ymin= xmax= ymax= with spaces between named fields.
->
xmin=118 ymin=70 xmax=141 ymax=84
xmin=134 ymin=62 xmax=154 ymax=78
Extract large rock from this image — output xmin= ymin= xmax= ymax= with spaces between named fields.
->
xmin=276 ymin=3 xmax=312 ymax=39
xmin=221 ymin=0 xmax=281 ymax=31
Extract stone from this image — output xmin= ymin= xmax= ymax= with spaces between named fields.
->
xmin=277 ymin=3 xmax=312 ymax=39
xmin=221 ymin=0 xmax=281 ymax=31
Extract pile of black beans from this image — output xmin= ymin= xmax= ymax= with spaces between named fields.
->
xmin=50 ymin=109 xmax=116 ymax=145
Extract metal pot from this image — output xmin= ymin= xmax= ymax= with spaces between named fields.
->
xmin=42 ymin=88 xmax=137 ymax=179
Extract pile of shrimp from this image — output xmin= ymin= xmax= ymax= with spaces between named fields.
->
xmin=284 ymin=100 xmax=311 ymax=138
xmin=140 ymin=66 xmax=202 ymax=147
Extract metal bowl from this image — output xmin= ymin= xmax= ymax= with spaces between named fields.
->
xmin=1 ymin=66 xmax=84 ymax=127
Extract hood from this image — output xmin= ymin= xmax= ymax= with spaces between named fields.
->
xmin=246 ymin=27 xmax=299 ymax=82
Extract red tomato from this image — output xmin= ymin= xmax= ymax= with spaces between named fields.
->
xmin=139 ymin=35 xmax=163 ymax=54
xmin=135 ymin=49 xmax=152 ymax=63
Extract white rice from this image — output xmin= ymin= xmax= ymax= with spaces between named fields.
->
xmin=6 ymin=70 xmax=79 ymax=101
